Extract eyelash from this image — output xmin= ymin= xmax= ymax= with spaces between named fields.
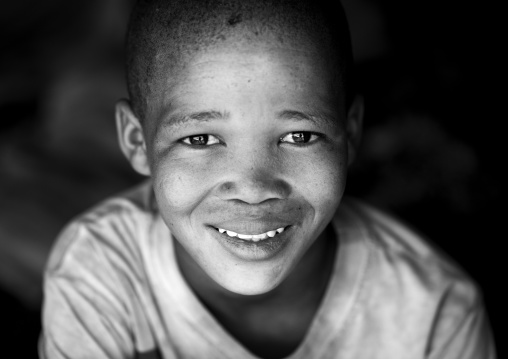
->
xmin=181 ymin=134 xmax=221 ymax=146
xmin=180 ymin=131 xmax=321 ymax=147
xmin=279 ymin=132 xmax=321 ymax=145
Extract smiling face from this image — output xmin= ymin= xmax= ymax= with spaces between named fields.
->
xmin=117 ymin=41 xmax=361 ymax=295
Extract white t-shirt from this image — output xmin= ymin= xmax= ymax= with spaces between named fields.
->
xmin=40 ymin=181 xmax=496 ymax=358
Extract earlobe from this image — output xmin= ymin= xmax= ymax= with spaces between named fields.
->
xmin=115 ymin=100 xmax=151 ymax=176
xmin=346 ymin=95 xmax=364 ymax=166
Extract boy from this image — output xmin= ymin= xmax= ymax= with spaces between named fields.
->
xmin=40 ymin=0 xmax=496 ymax=358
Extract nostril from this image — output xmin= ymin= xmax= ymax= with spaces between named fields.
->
xmin=216 ymin=177 xmax=291 ymax=204
xmin=221 ymin=182 xmax=234 ymax=192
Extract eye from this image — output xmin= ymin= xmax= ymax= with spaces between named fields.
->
xmin=181 ymin=134 xmax=221 ymax=146
xmin=280 ymin=132 xmax=320 ymax=144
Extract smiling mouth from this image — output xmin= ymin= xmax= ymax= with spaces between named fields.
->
xmin=214 ymin=226 xmax=288 ymax=242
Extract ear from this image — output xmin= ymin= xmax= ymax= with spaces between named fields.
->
xmin=115 ymin=99 xmax=151 ymax=176
xmin=346 ymin=95 xmax=364 ymax=166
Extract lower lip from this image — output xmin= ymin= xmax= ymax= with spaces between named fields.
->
xmin=207 ymin=226 xmax=292 ymax=261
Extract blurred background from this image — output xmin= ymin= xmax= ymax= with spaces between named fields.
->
xmin=0 ymin=0 xmax=504 ymax=357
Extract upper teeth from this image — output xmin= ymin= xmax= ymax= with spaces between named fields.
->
xmin=217 ymin=227 xmax=286 ymax=242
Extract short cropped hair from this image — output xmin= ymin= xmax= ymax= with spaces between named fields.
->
xmin=126 ymin=0 xmax=354 ymax=121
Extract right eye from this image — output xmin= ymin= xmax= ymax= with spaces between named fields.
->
xmin=181 ymin=134 xmax=221 ymax=146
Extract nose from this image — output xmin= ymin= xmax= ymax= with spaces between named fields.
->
xmin=216 ymin=150 xmax=291 ymax=204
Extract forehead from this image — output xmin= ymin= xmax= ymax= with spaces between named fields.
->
xmin=146 ymin=40 xmax=341 ymax=123
xmin=177 ymin=43 xmax=332 ymax=88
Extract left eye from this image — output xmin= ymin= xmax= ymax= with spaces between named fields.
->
xmin=181 ymin=134 xmax=221 ymax=146
xmin=280 ymin=132 xmax=320 ymax=144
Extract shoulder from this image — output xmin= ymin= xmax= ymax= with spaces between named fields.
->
xmin=338 ymin=197 xmax=482 ymax=312
xmin=329 ymin=199 xmax=495 ymax=358
xmin=41 ymin=181 xmax=157 ymax=359
xmin=45 ymin=180 xmax=156 ymax=278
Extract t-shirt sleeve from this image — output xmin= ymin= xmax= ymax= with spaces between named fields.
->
xmin=39 ymin=222 xmax=136 ymax=359
xmin=40 ymin=275 xmax=134 ymax=359
xmin=427 ymin=280 xmax=497 ymax=359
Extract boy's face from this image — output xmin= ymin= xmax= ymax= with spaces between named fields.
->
xmin=121 ymin=41 xmax=358 ymax=295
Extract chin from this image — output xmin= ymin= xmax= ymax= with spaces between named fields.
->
xmin=213 ymin=265 xmax=287 ymax=296
xmin=221 ymin=280 xmax=280 ymax=296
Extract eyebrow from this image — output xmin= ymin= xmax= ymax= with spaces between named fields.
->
xmin=276 ymin=110 xmax=336 ymax=127
xmin=162 ymin=109 xmax=336 ymax=128
xmin=164 ymin=110 xmax=230 ymax=128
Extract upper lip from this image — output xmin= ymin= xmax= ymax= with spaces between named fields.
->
xmin=204 ymin=200 xmax=305 ymax=234
xmin=210 ymin=221 xmax=291 ymax=235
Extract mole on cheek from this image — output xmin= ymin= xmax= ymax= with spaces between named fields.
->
xmin=227 ymin=13 xmax=243 ymax=26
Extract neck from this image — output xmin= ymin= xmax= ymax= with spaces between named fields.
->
xmin=174 ymin=224 xmax=338 ymax=358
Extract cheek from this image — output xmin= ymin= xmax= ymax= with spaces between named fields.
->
xmin=289 ymin=143 xmax=346 ymax=210
xmin=152 ymin=156 xmax=217 ymax=212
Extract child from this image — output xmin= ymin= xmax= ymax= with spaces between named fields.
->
xmin=40 ymin=0 xmax=496 ymax=358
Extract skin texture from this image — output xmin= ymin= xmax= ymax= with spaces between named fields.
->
xmin=126 ymin=0 xmax=354 ymax=120
xmin=116 ymin=40 xmax=363 ymax=357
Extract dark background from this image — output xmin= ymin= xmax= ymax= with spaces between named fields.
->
xmin=0 ymin=0 xmax=504 ymax=357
